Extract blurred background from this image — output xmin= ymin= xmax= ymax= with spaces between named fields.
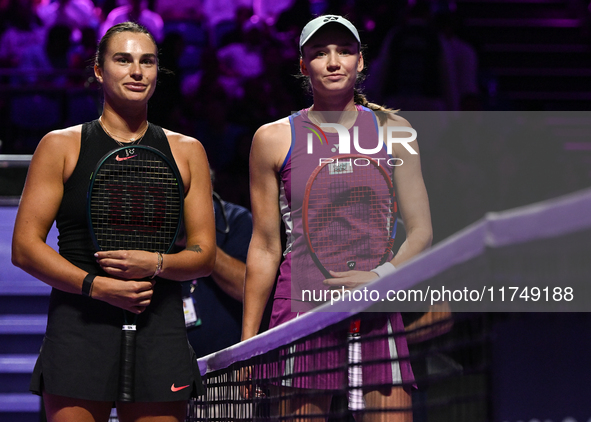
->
xmin=0 ymin=0 xmax=590 ymax=242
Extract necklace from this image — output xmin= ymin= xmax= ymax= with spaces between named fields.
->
xmin=98 ymin=116 xmax=149 ymax=146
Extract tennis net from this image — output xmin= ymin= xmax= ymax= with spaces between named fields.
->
xmin=185 ymin=187 xmax=591 ymax=421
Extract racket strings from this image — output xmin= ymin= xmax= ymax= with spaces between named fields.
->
xmin=90 ymin=152 xmax=182 ymax=253
xmin=306 ymin=163 xmax=394 ymax=272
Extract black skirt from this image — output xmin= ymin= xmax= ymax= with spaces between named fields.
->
xmin=30 ymin=279 xmax=204 ymax=402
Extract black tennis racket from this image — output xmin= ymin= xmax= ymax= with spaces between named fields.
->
xmin=87 ymin=145 xmax=184 ymax=402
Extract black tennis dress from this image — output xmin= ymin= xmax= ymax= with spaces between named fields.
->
xmin=30 ymin=120 xmax=205 ymax=402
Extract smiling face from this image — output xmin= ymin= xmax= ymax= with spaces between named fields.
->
xmin=300 ymin=24 xmax=363 ymax=99
xmin=94 ymin=31 xmax=158 ymax=108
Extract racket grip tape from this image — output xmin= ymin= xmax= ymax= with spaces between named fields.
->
xmin=118 ymin=325 xmax=136 ymax=402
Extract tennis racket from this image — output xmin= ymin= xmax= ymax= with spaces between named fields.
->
xmin=87 ymin=145 xmax=184 ymax=402
xmin=302 ymin=154 xmax=397 ymax=278
xmin=302 ymin=154 xmax=397 ymax=410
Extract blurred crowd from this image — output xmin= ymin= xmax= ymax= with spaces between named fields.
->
xmin=0 ymin=0 xmax=588 ymax=243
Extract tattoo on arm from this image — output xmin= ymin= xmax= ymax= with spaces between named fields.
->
xmin=186 ymin=245 xmax=203 ymax=253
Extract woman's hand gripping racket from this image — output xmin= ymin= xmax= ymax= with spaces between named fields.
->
xmin=302 ymin=154 xmax=397 ymax=410
xmin=87 ymin=145 xmax=184 ymax=402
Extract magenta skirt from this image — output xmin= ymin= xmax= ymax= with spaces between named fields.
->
xmin=265 ymin=298 xmax=414 ymax=390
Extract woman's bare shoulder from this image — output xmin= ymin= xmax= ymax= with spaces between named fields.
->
xmin=251 ymin=117 xmax=291 ymax=170
xmin=39 ymin=124 xmax=83 ymax=144
xmin=26 ymin=125 xmax=83 ymax=183
xmin=254 ymin=116 xmax=291 ymax=140
xmin=162 ymin=128 xmax=200 ymax=145
xmin=162 ymin=128 xmax=207 ymax=158
xmin=34 ymin=125 xmax=83 ymax=160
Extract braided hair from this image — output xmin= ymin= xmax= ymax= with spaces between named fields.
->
xmin=353 ymin=89 xmax=397 ymax=125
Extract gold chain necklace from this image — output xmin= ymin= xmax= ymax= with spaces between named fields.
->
xmin=98 ymin=116 xmax=149 ymax=146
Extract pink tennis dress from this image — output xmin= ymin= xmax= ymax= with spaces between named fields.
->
xmin=268 ymin=106 xmax=414 ymax=392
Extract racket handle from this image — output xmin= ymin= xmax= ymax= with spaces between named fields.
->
xmin=118 ymin=325 xmax=136 ymax=402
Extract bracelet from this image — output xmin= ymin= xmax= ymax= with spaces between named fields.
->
xmin=151 ymin=252 xmax=163 ymax=279
xmin=371 ymin=262 xmax=396 ymax=278
xmin=82 ymin=274 xmax=95 ymax=297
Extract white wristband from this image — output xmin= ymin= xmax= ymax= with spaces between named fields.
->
xmin=371 ymin=262 xmax=396 ymax=278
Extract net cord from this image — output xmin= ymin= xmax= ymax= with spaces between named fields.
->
xmin=198 ymin=187 xmax=591 ymax=375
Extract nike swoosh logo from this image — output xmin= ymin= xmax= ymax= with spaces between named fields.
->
xmin=171 ymin=383 xmax=190 ymax=392
xmin=115 ymin=154 xmax=137 ymax=161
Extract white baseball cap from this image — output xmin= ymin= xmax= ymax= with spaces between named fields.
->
xmin=299 ymin=15 xmax=361 ymax=52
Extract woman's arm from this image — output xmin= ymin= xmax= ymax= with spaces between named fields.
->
xmin=12 ymin=128 xmax=154 ymax=314
xmin=389 ymin=115 xmax=433 ymax=266
xmin=241 ymin=120 xmax=291 ymax=341
xmin=94 ymin=134 xmax=216 ymax=281
xmin=211 ymin=248 xmax=247 ymax=302
xmin=161 ymin=135 xmax=217 ymax=280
